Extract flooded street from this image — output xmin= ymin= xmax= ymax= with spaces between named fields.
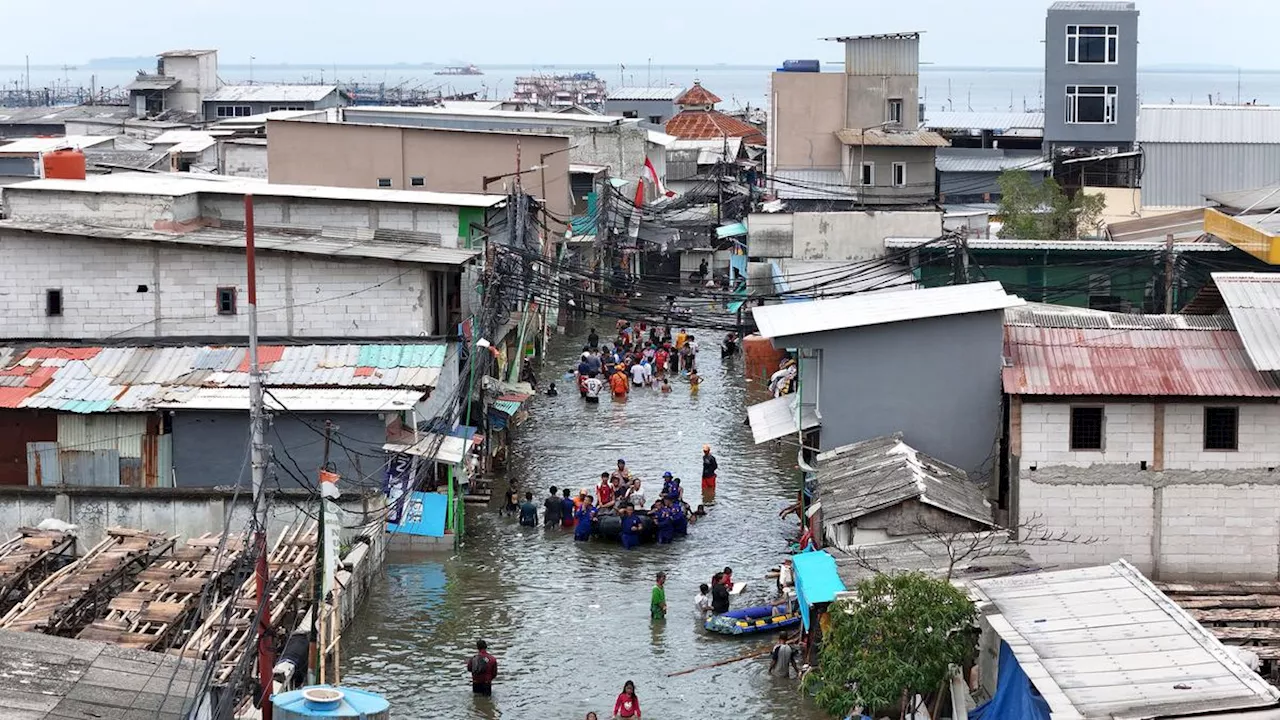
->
xmin=341 ymin=327 xmax=827 ymax=719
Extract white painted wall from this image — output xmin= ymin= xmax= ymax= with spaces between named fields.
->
xmin=0 ymin=232 xmax=441 ymax=338
xmin=1016 ymin=400 xmax=1280 ymax=580
xmin=219 ymin=141 xmax=268 ymax=179
xmin=790 ymin=211 xmax=942 ymax=262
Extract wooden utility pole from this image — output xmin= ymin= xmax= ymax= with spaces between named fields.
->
xmin=1164 ymin=233 xmax=1175 ymax=313
xmin=246 ymin=195 xmax=274 ymax=720
xmin=310 ymin=421 xmax=332 ymax=685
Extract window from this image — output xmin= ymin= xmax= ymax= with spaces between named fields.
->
xmin=1070 ymin=406 xmax=1104 ymax=450
xmin=216 ymin=287 xmax=237 ymax=315
xmin=622 ymin=110 xmax=638 ymax=119
xmin=45 ymin=289 xmax=62 ymax=317
xmin=1065 ymin=85 xmax=1118 ymax=124
xmin=887 ymin=98 xmax=904 ymax=125
xmin=859 ymin=162 xmax=875 ymax=186
xmin=1204 ymin=407 xmax=1239 ymax=451
xmin=892 ymin=162 xmax=907 ymax=187
xmin=410 ymin=176 xmax=425 ymax=187
xmin=268 ymin=105 xmax=305 ymax=112
xmin=647 ymin=115 xmax=663 ymax=124
xmin=377 ymin=178 xmax=392 ymax=188
xmin=1067 ymin=25 xmax=1119 ymax=64
xmin=215 ymin=105 xmax=253 ymax=118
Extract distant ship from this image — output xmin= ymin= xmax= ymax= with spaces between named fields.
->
xmin=435 ymin=64 xmax=483 ymax=76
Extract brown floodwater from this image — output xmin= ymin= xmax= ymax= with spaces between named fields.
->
xmin=341 ymin=327 xmax=829 ymax=719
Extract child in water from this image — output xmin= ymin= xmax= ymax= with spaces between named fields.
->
xmin=688 ymin=371 xmax=701 ymax=392
xmin=660 ymin=377 xmax=672 ymax=393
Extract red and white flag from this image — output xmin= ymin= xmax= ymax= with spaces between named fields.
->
xmin=644 ymin=157 xmax=674 ymax=197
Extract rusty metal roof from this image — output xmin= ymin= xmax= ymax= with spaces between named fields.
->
xmin=1002 ymin=319 xmax=1280 ymax=397
xmin=0 ymin=343 xmax=448 ymax=413
xmin=835 ymin=128 xmax=949 ymax=147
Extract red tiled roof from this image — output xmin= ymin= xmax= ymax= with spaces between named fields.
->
xmin=665 ymin=110 xmax=766 ymax=145
xmin=675 ymin=83 xmax=722 ymax=106
xmin=1002 ymin=325 xmax=1280 ymax=397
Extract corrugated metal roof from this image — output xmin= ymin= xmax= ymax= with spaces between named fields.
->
xmin=936 ymin=148 xmax=1051 ymax=174
xmin=0 ymin=343 xmax=448 ymax=413
xmin=752 ymin=282 xmax=1024 ymax=339
xmin=157 ymin=387 xmax=422 ymax=411
xmin=1001 ymin=321 xmax=1280 ymax=397
xmin=884 ymin=236 xmax=1229 ymax=252
xmin=831 ymin=532 xmax=1038 ymax=586
xmin=1048 ymin=0 xmax=1135 ymax=10
xmin=816 ymin=434 xmax=993 ymax=529
xmin=4 ymin=172 xmax=504 ymax=208
xmin=923 ymin=111 xmax=1045 ymax=132
xmin=1107 ymin=208 xmax=1207 ymax=243
xmin=382 ymin=434 xmax=467 ymax=465
xmin=972 ymin=560 xmax=1280 ymax=720
xmin=1207 ymin=186 xmax=1280 ymax=213
xmin=205 ymin=84 xmax=340 ymax=103
xmin=1206 ymin=272 xmax=1280 ymax=372
xmin=772 ymin=168 xmax=856 ymax=200
xmin=835 ymin=128 xmax=949 ymax=147
xmin=1138 ymin=105 xmax=1280 ymax=144
xmin=0 ymin=136 xmax=115 ymax=154
xmin=0 ymin=220 xmax=481 ymax=267
xmin=124 ymin=76 xmax=179 ymax=91
xmin=607 ymin=87 xmax=683 ymax=101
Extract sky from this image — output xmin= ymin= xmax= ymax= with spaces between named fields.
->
xmin=1 ymin=0 xmax=1276 ymax=69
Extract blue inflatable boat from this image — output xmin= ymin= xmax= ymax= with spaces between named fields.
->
xmin=704 ymin=602 xmax=801 ymax=635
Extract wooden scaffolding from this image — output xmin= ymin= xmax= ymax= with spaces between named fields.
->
xmin=0 ymin=528 xmax=76 ymax=616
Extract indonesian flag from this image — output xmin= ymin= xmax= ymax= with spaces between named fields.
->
xmin=628 ymin=177 xmax=644 ymax=240
xmin=644 ymin=157 xmax=675 ymax=197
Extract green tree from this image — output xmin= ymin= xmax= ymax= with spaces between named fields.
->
xmin=803 ymin=572 xmax=977 ymax=719
xmin=997 ymin=171 xmax=1106 ymax=240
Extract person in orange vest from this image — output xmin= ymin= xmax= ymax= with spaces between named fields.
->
xmin=610 ymin=368 xmax=629 ymax=398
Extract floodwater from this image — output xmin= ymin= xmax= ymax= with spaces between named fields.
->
xmin=341 ymin=328 xmax=827 ymax=719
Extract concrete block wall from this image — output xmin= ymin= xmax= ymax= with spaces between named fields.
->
xmin=1017 ymin=401 xmax=1280 ymax=580
xmin=220 ymin=142 xmax=268 ymax=179
xmin=4 ymin=190 xmax=191 ymax=229
xmin=200 ymin=195 xmax=460 ymax=238
xmin=0 ymin=232 xmax=438 ymax=338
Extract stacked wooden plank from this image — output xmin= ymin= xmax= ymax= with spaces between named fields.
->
xmin=0 ymin=528 xmax=175 ymax=636
xmin=77 ymin=533 xmax=245 ymax=651
xmin=0 ymin=528 xmax=76 ymax=615
xmin=1161 ymin=580 xmax=1280 ymax=680
xmin=178 ymin=523 xmax=317 ymax=686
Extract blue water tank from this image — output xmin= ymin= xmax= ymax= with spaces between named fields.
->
xmin=779 ymin=59 xmax=821 ymax=72
xmin=273 ymin=686 xmax=390 ymax=720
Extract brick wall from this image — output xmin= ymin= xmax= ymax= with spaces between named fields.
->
xmin=0 ymin=232 xmax=439 ymax=338
xmin=1017 ymin=400 xmax=1280 ymax=580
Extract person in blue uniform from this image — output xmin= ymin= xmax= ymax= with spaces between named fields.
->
xmin=619 ymin=504 xmax=642 ymax=550
xmin=655 ymin=497 xmax=676 ymax=544
xmin=573 ymin=495 xmax=596 ymax=542
xmin=660 ymin=471 xmax=677 ymax=500
xmin=672 ymin=498 xmax=688 ymax=538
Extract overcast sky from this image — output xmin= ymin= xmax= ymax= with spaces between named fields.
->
xmin=1 ymin=0 xmax=1272 ymax=69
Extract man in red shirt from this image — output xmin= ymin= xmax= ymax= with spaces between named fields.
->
xmin=597 ymin=472 xmax=614 ymax=508
xmin=466 ymin=639 xmax=498 ymax=696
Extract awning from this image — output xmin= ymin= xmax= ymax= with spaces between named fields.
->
xmin=716 ymin=221 xmax=748 ymax=239
xmin=792 ymin=550 xmax=847 ymax=630
xmin=158 ymin=387 xmax=424 ymax=411
xmin=747 ymin=395 xmax=820 ymax=444
xmin=382 ymin=433 xmax=469 ymax=465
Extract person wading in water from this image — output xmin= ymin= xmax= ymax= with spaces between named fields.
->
xmin=466 ymin=639 xmax=498 ymax=696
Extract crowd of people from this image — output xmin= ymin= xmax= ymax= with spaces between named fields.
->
xmin=502 ymin=457 xmax=708 ymax=549
xmin=574 ymin=321 xmax=715 ymax=402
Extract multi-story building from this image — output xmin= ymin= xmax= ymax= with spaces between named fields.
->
xmin=769 ymin=33 xmax=947 ymax=208
xmin=126 ymin=49 xmax=220 ymax=118
xmin=1043 ymin=1 xmax=1140 ymax=152
xmin=604 ymin=87 xmax=683 ymax=125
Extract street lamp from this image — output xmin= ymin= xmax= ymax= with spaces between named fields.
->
xmin=537 ymin=144 xmax=578 ymax=215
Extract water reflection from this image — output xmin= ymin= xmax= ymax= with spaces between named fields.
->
xmin=341 ymin=329 xmax=826 ymax=719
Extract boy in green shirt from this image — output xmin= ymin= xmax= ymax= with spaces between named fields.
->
xmin=650 ymin=571 xmax=667 ymax=621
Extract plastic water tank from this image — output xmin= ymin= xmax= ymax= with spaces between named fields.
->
xmin=779 ymin=59 xmax=821 ymax=73
xmin=273 ymin=686 xmax=390 ymax=720
xmin=42 ymin=149 xmax=86 ymax=180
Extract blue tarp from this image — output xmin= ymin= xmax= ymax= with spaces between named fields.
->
xmin=792 ymin=550 xmax=847 ymax=630
xmin=970 ymin=641 xmax=1050 ymax=720
xmin=388 ymin=491 xmax=448 ymax=537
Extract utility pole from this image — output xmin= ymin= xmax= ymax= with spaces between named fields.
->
xmin=1164 ymin=233 xmax=1175 ymax=313
xmin=310 ymin=420 xmax=332 ymax=686
xmin=246 ymin=195 xmax=275 ymax=720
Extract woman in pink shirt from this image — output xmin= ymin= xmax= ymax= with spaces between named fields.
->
xmin=612 ymin=680 xmax=641 ymax=719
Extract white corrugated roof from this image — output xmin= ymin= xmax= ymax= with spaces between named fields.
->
xmin=382 ymin=434 xmax=468 ymax=465
xmin=746 ymin=394 xmax=821 ymax=444
xmin=156 ymin=387 xmax=424 ymax=411
xmin=5 ymin=172 xmax=504 ymax=208
xmin=1138 ymin=105 xmax=1280 ymax=144
xmin=149 ymin=130 xmax=233 ymax=154
xmin=346 ymin=105 xmax=626 ymax=126
xmin=884 ymin=237 xmax=1229 ymax=252
xmin=972 ymin=560 xmax=1280 ymax=720
xmin=205 ymin=84 xmax=340 ymax=103
xmin=751 ymin=282 xmax=1024 ymax=339
xmin=935 ymin=148 xmax=1051 ymax=174
xmin=0 ymin=135 xmax=115 ymax=154
xmin=607 ymin=86 xmax=684 ymax=101
xmin=1209 ymin=272 xmax=1280 ymax=372
xmin=923 ymin=111 xmax=1045 ymax=132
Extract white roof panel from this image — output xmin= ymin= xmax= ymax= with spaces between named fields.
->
xmin=205 ymin=84 xmax=340 ymax=103
xmin=0 ymin=135 xmax=115 ymax=154
xmin=751 ymin=282 xmax=1024 ymax=339
xmin=607 ymin=87 xmax=684 ymax=101
xmin=746 ymin=395 xmax=821 ymax=444
xmin=1139 ymin=105 xmax=1280 ymax=144
xmin=382 ymin=433 xmax=468 ymax=465
xmin=973 ymin=561 xmax=1280 ymax=720
xmin=923 ymin=111 xmax=1045 ymax=132
xmin=1209 ymin=272 xmax=1280 ymax=372
xmin=347 ymin=104 xmax=626 ymax=126
xmin=156 ymin=387 xmax=423 ymax=411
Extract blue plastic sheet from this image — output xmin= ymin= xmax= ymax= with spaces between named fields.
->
xmin=388 ymin=491 xmax=448 ymax=537
xmin=792 ymin=550 xmax=847 ymax=630
xmin=970 ymin=641 xmax=1050 ymax=720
